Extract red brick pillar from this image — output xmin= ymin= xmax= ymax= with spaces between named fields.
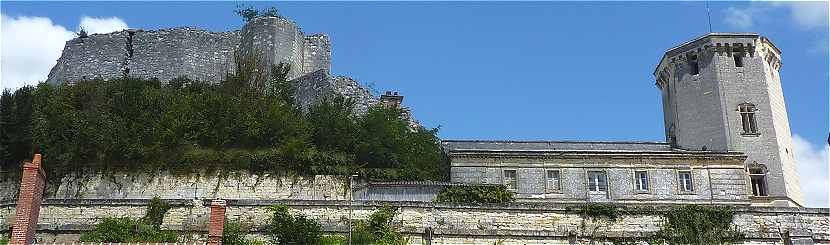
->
xmin=11 ymin=154 xmax=46 ymax=245
xmin=207 ymin=199 xmax=227 ymax=245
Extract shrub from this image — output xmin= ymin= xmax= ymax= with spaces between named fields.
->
xmin=267 ymin=205 xmax=322 ymax=244
xmin=320 ymin=235 xmax=348 ymax=245
xmin=80 ymin=197 xmax=177 ymax=242
xmin=0 ymin=236 xmax=8 ymax=245
xmin=223 ymin=221 xmax=258 ymax=245
xmin=349 ymin=205 xmax=408 ymax=245
xmin=435 ymin=185 xmax=515 ymax=204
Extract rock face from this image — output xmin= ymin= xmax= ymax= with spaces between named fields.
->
xmin=45 ymin=16 xmax=377 ymax=115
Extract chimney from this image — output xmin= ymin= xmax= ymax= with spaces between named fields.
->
xmin=380 ymin=91 xmax=404 ymax=109
xmin=207 ymin=199 xmax=227 ymax=245
xmin=11 ymin=154 xmax=46 ymax=245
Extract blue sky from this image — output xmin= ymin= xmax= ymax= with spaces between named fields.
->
xmin=1 ymin=1 xmax=828 ymax=207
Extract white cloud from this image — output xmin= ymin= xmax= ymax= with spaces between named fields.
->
xmin=793 ymin=134 xmax=829 ymax=208
xmin=723 ymin=2 xmax=828 ymax=30
xmin=0 ymin=15 xmax=127 ymax=90
xmin=79 ymin=16 xmax=128 ymax=34
xmin=725 ymin=7 xmax=756 ymax=29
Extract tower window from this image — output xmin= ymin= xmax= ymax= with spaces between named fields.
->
xmin=749 ymin=168 xmax=768 ymax=197
xmin=546 ymin=169 xmax=561 ymax=193
xmin=733 ymin=52 xmax=744 ymax=67
xmin=587 ymin=171 xmax=608 ymax=192
xmin=503 ymin=169 xmax=517 ymax=191
xmin=678 ymin=171 xmax=694 ymax=192
xmin=687 ymin=53 xmax=700 ymax=75
xmin=739 ymin=103 xmax=759 ymax=135
xmin=634 ymin=170 xmax=649 ymax=192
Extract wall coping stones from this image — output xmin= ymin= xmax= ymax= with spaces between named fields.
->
xmin=3 ymin=198 xmax=827 ymax=214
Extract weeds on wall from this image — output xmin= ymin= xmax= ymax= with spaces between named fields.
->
xmin=435 ymin=185 xmax=515 ymax=204
xmin=648 ymin=205 xmax=742 ymax=245
xmin=80 ymin=197 xmax=177 ymax=242
xmin=569 ymin=203 xmax=621 ymax=221
xmin=0 ymin=58 xmax=448 ymax=183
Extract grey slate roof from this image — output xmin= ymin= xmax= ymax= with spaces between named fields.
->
xmin=442 ymin=140 xmax=673 ymax=152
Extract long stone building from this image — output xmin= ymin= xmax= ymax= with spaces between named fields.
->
xmin=445 ymin=33 xmax=804 ymax=208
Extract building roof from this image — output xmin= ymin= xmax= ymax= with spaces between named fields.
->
xmin=442 ymin=140 xmax=747 ymax=160
xmin=443 ymin=140 xmax=672 ymax=152
xmin=354 ymin=181 xmax=497 ymax=190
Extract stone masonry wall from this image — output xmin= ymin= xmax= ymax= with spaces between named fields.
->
xmin=128 ymin=28 xmax=240 ymax=82
xmin=0 ymin=173 xmax=348 ymax=203
xmin=46 ymin=31 xmax=130 ymax=83
xmin=303 ymin=34 xmax=332 ymax=74
xmin=1 ymin=200 xmax=827 ymax=244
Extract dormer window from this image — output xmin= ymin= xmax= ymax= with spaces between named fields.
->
xmin=687 ymin=53 xmax=699 ymax=75
xmin=739 ymin=103 xmax=759 ymax=135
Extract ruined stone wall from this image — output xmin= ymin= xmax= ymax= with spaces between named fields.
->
xmin=294 ymin=70 xmax=378 ymax=114
xmin=1 ymin=200 xmax=826 ymax=244
xmin=46 ymin=32 xmax=130 ymax=84
xmin=303 ymin=34 xmax=332 ymax=73
xmin=47 ymin=17 xmax=333 ymax=84
xmin=128 ymin=28 xmax=240 ymax=82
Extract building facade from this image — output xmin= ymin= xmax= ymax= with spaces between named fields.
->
xmin=446 ymin=33 xmax=803 ymax=207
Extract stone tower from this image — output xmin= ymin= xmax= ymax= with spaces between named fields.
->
xmin=654 ymin=33 xmax=803 ymax=207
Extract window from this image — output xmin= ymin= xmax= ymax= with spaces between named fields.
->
xmin=634 ymin=171 xmax=649 ymax=192
xmin=749 ymin=168 xmax=768 ymax=196
xmin=733 ymin=52 xmax=744 ymax=67
xmin=546 ymin=169 xmax=561 ymax=193
xmin=587 ymin=171 xmax=608 ymax=192
xmin=739 ymin=103 xmax=759 ymax=135
xmin=678 ymin=171 xmax=694 ymax=192
xmin=687 ymin=53 xmax=700 ymax=75
xmin=503 ymin=169 xmax=517 ymax=191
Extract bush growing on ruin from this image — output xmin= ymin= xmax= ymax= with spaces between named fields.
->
xmin=234 ymin=6 xmax=282 ymax=22
xmin=435 ymin=185 xmax=515 ymax=204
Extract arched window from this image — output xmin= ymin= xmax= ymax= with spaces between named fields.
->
xmin=738 ymin=103 xmax=758 ymax=135
xmin=748 ymin=165 xmax=768 ymax=197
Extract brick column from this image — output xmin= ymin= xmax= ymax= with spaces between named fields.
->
xmin=11 ymin=154 xmax=46 ymax=245
xmin=207 ymin=199 xmax=227 ymax=245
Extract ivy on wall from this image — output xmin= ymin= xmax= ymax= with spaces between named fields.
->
xmin=649 ymin=205 xmax=742 ymax=245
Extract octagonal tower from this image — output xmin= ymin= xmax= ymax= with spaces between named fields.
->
xmin=654 ymin=33 xmax=803 ymax=207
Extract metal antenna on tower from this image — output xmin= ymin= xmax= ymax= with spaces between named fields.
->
xmin=706 ymin=1 xmax=713 ymax=33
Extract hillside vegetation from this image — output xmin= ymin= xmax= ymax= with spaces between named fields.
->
xmin=0 ymin=60 xmax=448 ymax=183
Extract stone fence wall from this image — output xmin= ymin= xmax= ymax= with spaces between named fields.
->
xmin=2 ymin=199 xmax=827 ymax=244
xmin=0 ymin=173 xmax=348 ymax=203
